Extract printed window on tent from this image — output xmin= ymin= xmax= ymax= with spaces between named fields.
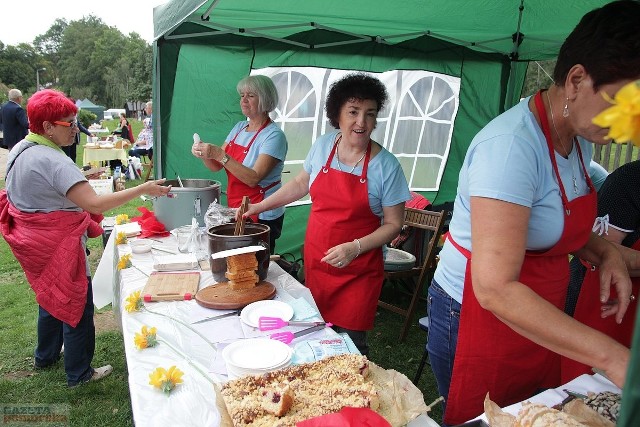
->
xmin=252 ymin=67 xmax=460 ymax=205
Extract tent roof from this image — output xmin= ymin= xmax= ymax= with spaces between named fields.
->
xmin=76 ymin=98 xmax=104 ymax=109
xmin=154 ymin=0 xmax=608 ymax=61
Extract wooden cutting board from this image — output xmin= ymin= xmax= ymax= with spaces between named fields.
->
xmin=195 ymin=281 xmax=276 ymax=309
xmin=142 ymin=272 xmax=200 ymax=302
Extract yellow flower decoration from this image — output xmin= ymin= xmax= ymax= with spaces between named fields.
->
xmin=115 ymin=231 xmax=128 ymax=245
xmin=117 ymin=254 xmax=132 ymax=270
xmin=125 ymin=290 xmax=143 ymax=313
xmin=115 ymin=214 xmax=130 ymax=225
xmin=134 ymin=325 xmax=158 ymax=349
xmin=592 ymin=80 xmax=640 ymax=146
xmin=149 ymin=365 xmax=184 ymax=395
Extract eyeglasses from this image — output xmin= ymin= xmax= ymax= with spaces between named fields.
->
xmin=53 ymin=120 xmax=79 ymax=129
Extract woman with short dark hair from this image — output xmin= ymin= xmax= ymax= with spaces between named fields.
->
xmin=243 ymin=73 xmax=411 ymax=354
xmin=425 ymin=1 xmax=640 ymax=423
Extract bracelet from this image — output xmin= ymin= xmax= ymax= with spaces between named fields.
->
xmin=353 ymin=238 xmax=361 ymax=258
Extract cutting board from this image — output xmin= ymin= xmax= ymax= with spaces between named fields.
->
xmin=195 ymin=281 xmax=276 ymax=309
xmin=142 ymin=272 xmax=200 ymax=302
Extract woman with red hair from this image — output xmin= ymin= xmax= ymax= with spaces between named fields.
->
xmin=0 ymin=89 xmax=171 ymax=387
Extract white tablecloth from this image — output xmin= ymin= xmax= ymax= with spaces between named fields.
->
xmin=97 ymin=231 xmax=438 ymax=427
xmin=83 ymin=147 xmax=129 ymax=165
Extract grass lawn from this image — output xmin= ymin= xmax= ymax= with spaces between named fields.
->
xmin=0 ymin=125 xmax=443 ymax=425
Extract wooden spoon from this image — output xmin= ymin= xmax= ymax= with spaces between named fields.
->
xmin=234 ymin=196 xmax=250 ymax=236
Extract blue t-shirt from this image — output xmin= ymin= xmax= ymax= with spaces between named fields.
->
xmin=303 ymin=130 xmax=411 ymax=217
xmin=434 ymin=97 xmax=594 ymax=303
xmin=225 ymin=121 xmax=288 ymax=220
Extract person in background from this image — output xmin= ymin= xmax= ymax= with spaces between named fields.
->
xmin=425 ymin=1 xmax=640 ymax=424
xmin=242 ymin=73 xmax=411 ymax=353
xmin=129 ymin=101 xmax=153 ymax=160
xmin=62 ymin=118 xmax=94 ymax=164
xmin=563 ymin=159 xmax=640 ymax=380
xmin=191 ymin=75 xmax=288 ymax=252
xmin=1 ymin=89 xmax=29 ymax=150
xmin=115 ymin=112 xmax=134 ymax=144
xmin=0 ymin=89 xmax=171 ymax=387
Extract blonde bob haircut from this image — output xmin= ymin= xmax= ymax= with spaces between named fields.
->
xmin=236 ymin=75 xmax=279 ymax=113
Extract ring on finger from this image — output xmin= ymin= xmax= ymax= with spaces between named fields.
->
xmin=631 ymin=295 xmax=636 ymax=302
xmin=337 ymin=261 xmax=343 ymax=267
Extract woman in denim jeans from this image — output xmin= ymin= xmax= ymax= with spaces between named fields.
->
xmin=425 ymin=2 xmax=640 ymax=424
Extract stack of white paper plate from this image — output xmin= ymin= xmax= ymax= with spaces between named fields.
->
xmin=222 ymin=338 xmax=293 ymax=379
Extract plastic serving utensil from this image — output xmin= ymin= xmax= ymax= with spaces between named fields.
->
xmin=270 ymin=323 xmax=332 ymax=344
xmin=258 ymin=316 xmax=325 ymax=332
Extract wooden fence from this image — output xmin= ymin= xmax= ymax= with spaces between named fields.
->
xmin=593 ymin=142 xmax=640 ymax=172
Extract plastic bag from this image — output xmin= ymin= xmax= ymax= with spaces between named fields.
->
xmin=204 ymin=200 xmax=237 ymax=228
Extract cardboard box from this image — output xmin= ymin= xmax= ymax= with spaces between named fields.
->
xmin=89 ymin=177 xmax=114 ymax=195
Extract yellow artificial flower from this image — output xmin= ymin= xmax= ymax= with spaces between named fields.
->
xmin=149 ymin=365 xmax=184 ymax=395
xmin=115 ymin=231 xmax=128 ymax=245
xmin=592 ymin=80 xmax=640 ymax=146
xmin=117 ymin=254 xmax=132 ymax=270
xmin=134 ymin=325 xmax=158 ymax=349
xmin=125 ymin=290 xmax=143 ymax=313
xmin=115 ymin=214 xmax=130 ymax=225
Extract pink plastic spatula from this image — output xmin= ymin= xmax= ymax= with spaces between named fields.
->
xmin=270 ymin=323 xmax=332 ymax=344
xmin=258 ymin=316 xmax=325 ymax=331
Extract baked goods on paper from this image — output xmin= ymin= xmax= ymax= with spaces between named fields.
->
xmin=484 ymin=393 xmax=615 ymax=427
xmin=217 ymin=354 xmax=428 ymax=427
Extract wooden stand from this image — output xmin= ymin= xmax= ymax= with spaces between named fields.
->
xmin=195 ymin=281 xmax=276 ymax=309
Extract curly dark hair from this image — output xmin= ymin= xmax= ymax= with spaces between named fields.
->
xmin=553 ymin=0 xmax=640 ymax=90
xmin=325 ymin=73 xmax=389 ymax=129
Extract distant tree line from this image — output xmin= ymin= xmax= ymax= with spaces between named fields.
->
xmin=0 ymin=15 xmax=152 ymax=108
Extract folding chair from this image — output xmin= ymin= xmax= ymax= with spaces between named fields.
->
xmin=378 ymin=207 xmax=446 ymax=341
xmin=141 ymin=154 xmax=153 ymax=181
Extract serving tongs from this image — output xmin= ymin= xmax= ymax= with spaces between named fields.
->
xmin=552 ymin=389 xmax=588 ymax=410
xmin=234 ymin=196 xmax=250 ymax=236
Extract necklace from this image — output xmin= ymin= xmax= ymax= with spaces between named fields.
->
xmin=547 ymin=91 xmax=579 ymax=194
xmin=336 ymin=138 xmax=366 ymax=173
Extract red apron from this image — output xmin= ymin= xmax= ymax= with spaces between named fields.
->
xmin=443 ymin=91 xmax=597 ymax=425
xmin=562 ymin=239 xmax=639 ymax=381
xmin=304 ymin=136 xmax=383 ymax=330
xmin=225 ymin=120 xmax=280 ymax=222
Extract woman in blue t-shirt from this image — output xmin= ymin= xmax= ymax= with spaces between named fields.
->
xmin=243 ymin=73 xmax=410 ymax=355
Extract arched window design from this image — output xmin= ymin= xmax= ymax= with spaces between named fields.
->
xmin=252 ymin=67 xmax=460 ymax=201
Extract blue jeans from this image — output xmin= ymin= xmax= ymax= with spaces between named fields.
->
xmin=426 ymin=279 xmax=461 ymax=420
xmin=34 ymin=277 xmax=96 ymax=386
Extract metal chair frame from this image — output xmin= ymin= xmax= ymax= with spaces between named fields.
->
xmin=378 ymin=207 xmax=446 ymax=341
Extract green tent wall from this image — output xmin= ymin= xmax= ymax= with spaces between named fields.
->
xmin=151 ymin=0 xmax=609 ymax=255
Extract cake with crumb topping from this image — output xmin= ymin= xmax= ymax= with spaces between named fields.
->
xmin=221 ymin=354 xmax=378 ymax=426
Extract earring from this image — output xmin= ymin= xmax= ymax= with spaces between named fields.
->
xmin=562 ymin=98 xmax=569 ymax=118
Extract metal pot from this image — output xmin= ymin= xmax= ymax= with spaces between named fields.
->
xmin=154 ymin=179 xmax=221 ymax=230
xmin=208 ymin=223 xmax=270 ymax=282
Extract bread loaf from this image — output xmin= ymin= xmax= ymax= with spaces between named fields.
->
xmin=515 ymin=402 xmax=586 ymax=427
xmin=226 ymin=252 xmax=259 ymax=289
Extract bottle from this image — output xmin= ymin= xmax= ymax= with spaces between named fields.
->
xmin=114 ymin=166 xmax=121 ymax=180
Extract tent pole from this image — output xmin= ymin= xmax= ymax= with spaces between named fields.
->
xmin=506 ymin=0 xmax=525 ymax=109
xmin=201 ymin=0 xmax=222 ymax=21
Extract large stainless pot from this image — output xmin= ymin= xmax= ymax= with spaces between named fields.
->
xmin=208 ymin=223 xmax=270 ymax=282
xmin=154 ymin=179 xmax=221 ymax=230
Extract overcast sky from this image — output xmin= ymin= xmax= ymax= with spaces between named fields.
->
xmin=0 ymin=0 xmax=167 ymax=46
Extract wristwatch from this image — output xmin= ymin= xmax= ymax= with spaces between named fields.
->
xmin=219 ymin=153 xmax=230 ymax=165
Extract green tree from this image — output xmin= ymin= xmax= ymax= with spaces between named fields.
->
xmin=0 ymin=43 xmax=40 ymax=93
xmin=33 ymin=19 xmax=68 ymax=87
xmin=520 ymin=60 xmax=556 ymax=98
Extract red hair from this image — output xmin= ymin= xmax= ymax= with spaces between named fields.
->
xmin=27 ymin=89 xmax=78 ymax=134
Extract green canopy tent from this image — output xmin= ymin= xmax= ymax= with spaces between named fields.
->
xmin=151 ymin=0 xmax=609 ymax=255
xmin=76 ymin=98 xmax=106 ymax=121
